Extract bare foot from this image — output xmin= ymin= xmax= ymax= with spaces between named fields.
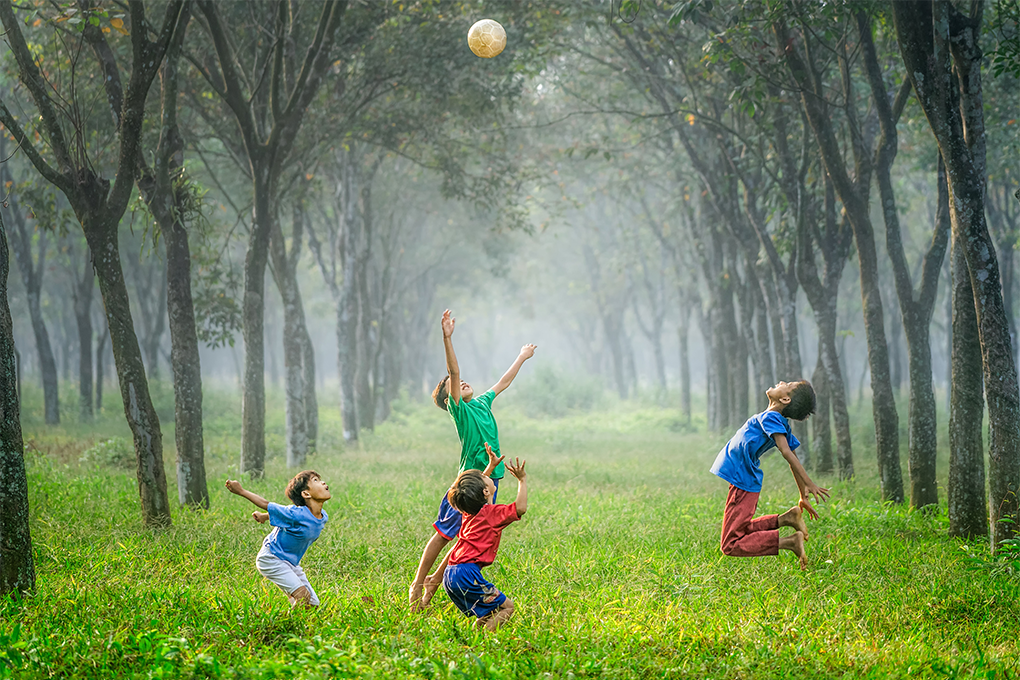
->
xmin=408 ymin=582 xmax=424 ymax=612
xmin=789 ymin=530 xmax=807 ymax=570
xmin=421 ymin=576 xmax=441 ymax=608
xmin=780 ymin=505 xmax=809 ymax=541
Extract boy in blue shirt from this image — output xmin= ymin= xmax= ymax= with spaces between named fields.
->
xmin=408 ymin=309 xmax=536 ymax=611
xmin=226 ymin=470 xmax=330 ymax=607
xmin=710 ymin=380 xmax=829 ymax=569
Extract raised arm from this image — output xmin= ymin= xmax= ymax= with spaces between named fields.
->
xmin=505 ymin=458 xmax=528 ymax=517
xmin=491 ymin=344 xmax=537 ymax=396
xmin=482 ymin=442 xmax=505 ymax=477
xmin=774 ymin=434 xmax=830 ymax=519
xmin=225 ymin=479 xmax=270 ymax=510
xmin=442 ymin=309 xmax=461 ymax=404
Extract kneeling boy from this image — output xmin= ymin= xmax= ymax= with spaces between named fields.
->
xmin=226 ymin=471 xmax=331 ymax=607
xmin=443 ymin=455 xmax=528 ymax=631
xmin=710 ymin=380 xmax=829 ymax=569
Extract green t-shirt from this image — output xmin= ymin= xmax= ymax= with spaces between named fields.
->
xmin=447 ymin=389 xmax=504 ymax=478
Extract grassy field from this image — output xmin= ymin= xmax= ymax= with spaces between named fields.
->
xmin=3 ymin=380 xmax=1019 ymax=679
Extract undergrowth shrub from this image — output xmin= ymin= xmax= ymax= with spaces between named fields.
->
xmin=503 ymin=367 xmax=605 ymax=417
xmin=79 ymin=437 xmax=134 ymax=469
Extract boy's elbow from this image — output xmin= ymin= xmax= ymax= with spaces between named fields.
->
xmin=516 ymin=505 xmax=527 ymax=518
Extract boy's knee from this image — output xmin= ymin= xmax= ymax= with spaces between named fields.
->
xmin=720 ymin=538 xmax=738 ymax=556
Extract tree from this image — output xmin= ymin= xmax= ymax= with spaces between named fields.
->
xmin=0 ymin=206 xmax=34 ymax=595
xmin=0 ymin=0 xmax=186 ymax=526
xmin=0 ymin=159 xmax=59 ymax=425
xmin=894 ymin=0 xmax=1020 ymax=547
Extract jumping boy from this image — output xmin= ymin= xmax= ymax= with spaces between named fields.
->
xmin=443 ymin=452 xmax=528 ymax=631
xmin=225 ymin=471 xmax=331 ymax=607
xmin=408 ymin=309 xmax=536 ymax=611
xmin=710 ymin=380 xmax=829 ymax=569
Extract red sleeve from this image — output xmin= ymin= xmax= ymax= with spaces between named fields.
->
xmin=493 ymin=502 xmax=521 ymax=528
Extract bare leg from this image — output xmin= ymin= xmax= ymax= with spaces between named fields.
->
xmin=779 ymin=531 xmax=807 ymax=570
xmin=409 ymin=532 xmax=451 ymax=611
xmin=778 ymin=505 xmax=809 ymax=540
xmin=483 ymin=599 xmax=515 ymax=631
xmin=289 ymin=585 xmax=315 ymax=609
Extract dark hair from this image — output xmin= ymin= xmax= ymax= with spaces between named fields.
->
xmin=448 ymin=469 xmax=487 ymax=515
xmin=784 ymin=381 xmax=816 ymax=421
xmin=285 ymin=470 xmax=320 ymax=506
xmin=432 ymin=375 xmax=450 ymax=411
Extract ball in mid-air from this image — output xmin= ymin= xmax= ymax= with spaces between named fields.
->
xmin=467 ymin=19 xmax=506 ymax=58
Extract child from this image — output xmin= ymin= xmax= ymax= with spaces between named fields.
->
xmin=408 ymin=309 xmax=536 ymax=611
xmin=225 ymin=471 xmax=331 ymax=607
xmin=443 ymin=454 xmax=528 ymax=631
xmin=710 ymin=380 xmax=829 ymax=569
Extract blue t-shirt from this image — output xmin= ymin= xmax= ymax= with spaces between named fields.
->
xmin=710 ymin=410 xmax=800 ymax=493
xmin=261 ymin=502 xmax=328 ymax=566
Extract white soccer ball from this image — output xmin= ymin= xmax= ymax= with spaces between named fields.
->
xmin=467 ymin=19 xmax=506 ymax=59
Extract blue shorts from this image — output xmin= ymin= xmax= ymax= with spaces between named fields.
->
xmin=433 ymin=478 xmax=500 ymax=540
xmin=442 ymin=562 xmax=507 ymax=618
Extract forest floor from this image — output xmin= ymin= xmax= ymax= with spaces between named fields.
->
xmin=3 ymin=381 xmax=1020 ymax=679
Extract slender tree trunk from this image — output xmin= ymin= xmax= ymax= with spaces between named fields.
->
xmin=812 ymin=348 xmax=833 ymax=474
xmin=95 ymin=325 xmax=108 ymax=412
xmin=84 ymin=217 xmax=170 ymax=526
xmin=165 ymin=222 xmax=207 ymax=507
xmin=73 ymin=256 xmax=94 ymax=422
xmin=300 ymin=325 xmax=318 ymax=452
xmin=777 ymin=19 xmax=902 ymax=501
xmin=0 ymin=211 xmax=34 ymax=595
xmin=240 ymin=170 xmax=273 ymax=476
xmin=818 ymin=309 xmax=854 ymax=479
xmin=678 ymin=313 xmax=691 ymax=425
xmin=949 ymin=234 xmax=987 ymax=537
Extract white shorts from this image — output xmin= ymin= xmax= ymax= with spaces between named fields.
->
xmin=255 ymin=547 xmax=320 ymax=606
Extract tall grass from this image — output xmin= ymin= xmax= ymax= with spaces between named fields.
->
xmin=3 ymin=378 xmax=1017 ymax=679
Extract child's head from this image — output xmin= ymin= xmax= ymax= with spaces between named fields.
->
xmin=432 ymin=376 xmax=474 ymax=410
xmin=767 ymin=380 xmax=816 ymax=420
xmin=447 ymin=469 xmax=495 ymax=515
xmin=285 ymin=470 xmax=331 ymax=506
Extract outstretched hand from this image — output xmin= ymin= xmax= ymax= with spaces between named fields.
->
xmin=441 ymin=309 xmax=455 ymax=338
xmin=225 ymin=479 xmax=244 ymax=495
xmin=798 ymin=497 xmax=819 ymax=521
xmin=505 ymin=457 xmax=527 ymax=481
xmin=519 ymin=344 xmax=537 ymax=360
xmin=484 ymin=442 xmax=505 ymax=472
xmin=252 ymin=511 xmax=269 ymax=524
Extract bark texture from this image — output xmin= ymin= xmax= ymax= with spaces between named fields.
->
xmin=0 ymin=210 xmax=34 ymax=595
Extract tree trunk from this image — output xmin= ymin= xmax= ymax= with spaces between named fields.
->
xmin=300 ymin=324 xmax=318 ymax=452
xmin=85 ymin=218 xmax=171 ymax=526
xmin=0 ymin=211 xmax=34 ymax=595
xmin=812 ymin=347 xmax=833 ymax=474
xmin=165 ymin=219 xmax=207 ymax=508
xmin=949 ymin=233 xmax=988 ymax=538
xmin=240 ymin=169 xmax=273 ymax=476
xmin=73 ymin=261 xmax=94 ymax=423
xmin=678 ymin=316 xmax=691 ymax=425
xmin=894 ymin=0 xmax=1019 ymax=545
xmin=3 ymin=193 xmax=59 ymax=424
xmin=95 ymin=324 xmax=108 ymax=412
xmin=818 ymin=308 xmax=854 ymax=479
xmin=777 ymin=19 xmax=902 ymax=501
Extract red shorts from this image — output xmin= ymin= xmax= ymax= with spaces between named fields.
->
xmin=720 ymin=485 xmax=779 ymax=557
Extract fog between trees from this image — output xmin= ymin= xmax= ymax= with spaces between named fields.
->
xmin=0 ymin=0 xmax=1017 ymax=592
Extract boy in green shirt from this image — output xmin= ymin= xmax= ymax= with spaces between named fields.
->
xmin=408 ymin=309 xmax=536 ymax=611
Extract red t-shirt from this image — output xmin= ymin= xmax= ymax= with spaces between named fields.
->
xmin=448 ymin=502 xmax=520 ymax=567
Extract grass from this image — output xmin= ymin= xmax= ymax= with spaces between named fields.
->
xmin=3 ymin=379 xmax=1019 ymax=679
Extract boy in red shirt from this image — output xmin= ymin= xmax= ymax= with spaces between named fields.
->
xmin=441 ymin=451 xmax=528 ymax=631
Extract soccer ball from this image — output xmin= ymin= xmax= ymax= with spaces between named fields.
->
xmin=467 ymin=19 xmax=506 ymax=59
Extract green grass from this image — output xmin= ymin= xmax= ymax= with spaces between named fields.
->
xmin=3 ymin=380 xmax=1019 ymax=679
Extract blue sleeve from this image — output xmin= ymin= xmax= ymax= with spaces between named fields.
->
xmin=761 ymin=411 xmax=799 ymax=449
xmin=267 ymin=502 xmax=299 ymax=528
